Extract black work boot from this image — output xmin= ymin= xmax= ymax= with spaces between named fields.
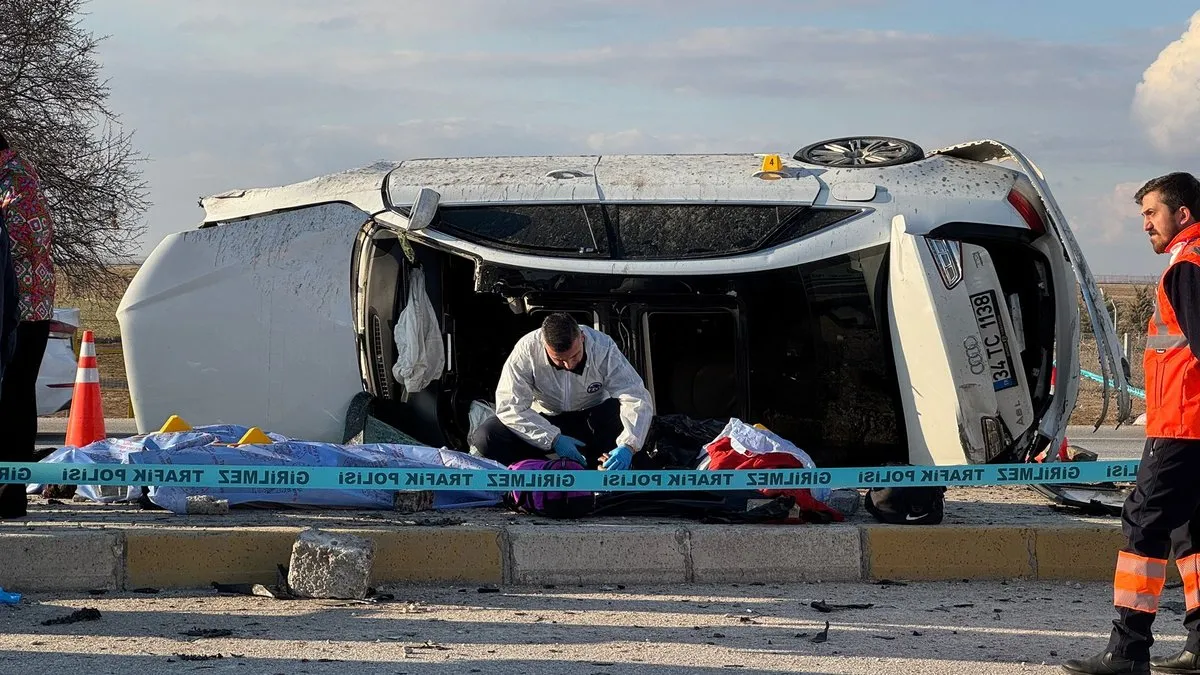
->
xmin=1151 ymin=649 xmax=1200 ymax=673
xmin=1062 ymin=651 xmax=1150 ymax=674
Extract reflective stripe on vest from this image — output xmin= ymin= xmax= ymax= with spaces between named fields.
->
xmin=1114 ymin=551 xmax=1167 ymax=613
xmin=1179 ymin=554 xmax=1200 ymax=612
xmin=1145 ymin=223 xmax=1200 ymax=439
xmin=1148 ymin=303 xmax=1189 ymax=350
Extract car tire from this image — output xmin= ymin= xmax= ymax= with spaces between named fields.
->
xmin=793 ymin=136 xmax=925 ymax=168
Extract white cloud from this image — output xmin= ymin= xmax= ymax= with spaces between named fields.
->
xmin=1133 ymin=11 xmax=1200 ymax=157
xmin=1091 ymin=181 xmax=1145 ymax=244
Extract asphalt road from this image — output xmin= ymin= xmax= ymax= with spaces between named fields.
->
xmin=35 ymin=417 xmax=138 ymax=452
xmin=1063 ymin=425 xmax=1145 ymax=460
xmin=0 ymin=581 xmax=1176 ymax=674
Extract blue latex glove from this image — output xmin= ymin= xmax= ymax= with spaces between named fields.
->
xmin=551 ymin=434 xmax=587 ymax=465
xmin=602 ymin=445 xmax=634 ymax=471
xmin=0 ymin=588 xmax=21 ymax=605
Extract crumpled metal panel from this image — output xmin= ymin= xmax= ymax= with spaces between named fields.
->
xmin=118 ymin=202 xmax=367 ymax=442
xmin=202 ymin=161 xmax=397 ymax=225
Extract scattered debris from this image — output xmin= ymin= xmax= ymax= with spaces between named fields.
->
xmin=379 ymin=632 xmax=420 ymax=641
xmin=393 ymin=490 xmax=435 ymax=513
xmin=811 ymin=600 xmax=873 ymax=613
xmin=185 ymin=495 xmax=230 ymax=515
xmin=211 ymin=582 xmax=291 ymax=600
xmin=810 ymin=622 xmax=830 ymax=644
xmin=42 ymin=608 xmax=101 ymax=626
xmin=411 ymin=641 xmax=450 ymax=651
xmin=873 ymin=635 xmax=897 ymax=640
xmin=176 ymin=654 xmax=224 ymax=662
xmin=874 ymin=579 xmax=908 ymax=587
xmin=912 ymin=631 xmax=923 ymax=636
xmin=712 ymin=632 xmax=726 ymax=638
xmin=181 ymin=628 xmax=234 ymax=639
xmin=287 ymin=528 xmax=375 ymax=600
xmin=131 ymin=588 xmax=159 ymax=594
xmin=930 ymin=603 xmax=974 ymax=612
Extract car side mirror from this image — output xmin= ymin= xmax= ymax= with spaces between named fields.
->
xmin=408 ymin=187 xmax=441 ymax=231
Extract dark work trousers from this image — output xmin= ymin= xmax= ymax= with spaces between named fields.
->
xmin=0 ymin=320 xmax=50 ymax=519
xmin=469 ymin=398 xmax=625 ymax=469
xmin=1107 ymin=437 xmax=1200 ymax=660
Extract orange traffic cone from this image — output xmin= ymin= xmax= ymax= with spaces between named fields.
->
xmin=65 ymin=330 xmax=107 ymax=448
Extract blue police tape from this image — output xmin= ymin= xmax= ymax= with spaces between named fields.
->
xmin=1079 ymin=367 xmax=1147 ymax=399
xmin=0 ymin=459 xmax=1141 ymax=492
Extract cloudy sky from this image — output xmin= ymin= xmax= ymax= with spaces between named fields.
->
xmin=84 ymin=1 xmax=1200 ymax=275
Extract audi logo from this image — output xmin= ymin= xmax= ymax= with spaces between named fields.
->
xmin=963 ymin=336 xmax=986 ymax=375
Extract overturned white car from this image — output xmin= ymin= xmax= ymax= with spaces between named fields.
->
xmin=117 ymin=136 xmax=1131 ymax=468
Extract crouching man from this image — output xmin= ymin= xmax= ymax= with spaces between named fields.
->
xmin=469 ymin=312 xmax=653 ymax=471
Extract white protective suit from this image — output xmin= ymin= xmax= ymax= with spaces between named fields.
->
xmin=494 ymin=326 xmax=654 ymax=452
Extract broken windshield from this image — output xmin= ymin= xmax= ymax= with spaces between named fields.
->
xmin=431 ymin=204 xmax=858 ymax=260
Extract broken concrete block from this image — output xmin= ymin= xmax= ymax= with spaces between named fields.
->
xmin=287 ymin=529 xmax=375 ymax=599
xmin=393 ymin=490 xmax=435 ymax=513
xmin=186 ymin=495 xmax=230 ymax=515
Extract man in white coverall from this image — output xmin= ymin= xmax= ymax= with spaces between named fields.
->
xmin=469 ymin=312 xmax=653 ymax=470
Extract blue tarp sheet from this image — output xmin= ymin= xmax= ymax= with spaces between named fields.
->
xmin=31 ymin=424 xmax=506 ymax=513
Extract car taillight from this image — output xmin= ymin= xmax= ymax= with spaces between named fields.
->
xmin=48 ymin=320 xmax=77 ymax=340
xmin=1007 ymin=189 xmax=1046 ymax=235
xmin=981 ymin=416 xmax=1009 ymax=462
xmin=926 ymin=238 xmax=963 ymax=289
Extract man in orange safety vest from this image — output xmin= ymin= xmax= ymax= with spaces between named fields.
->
xmin=1065 ymin=172 xmax=1200 ymax=674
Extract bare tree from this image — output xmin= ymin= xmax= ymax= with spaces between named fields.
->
xmin=0 ymin=0 xmax=147 ymax=296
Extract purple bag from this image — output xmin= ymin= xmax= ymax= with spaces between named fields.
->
xmin=506 ymin=458 xmax=595 ymax=518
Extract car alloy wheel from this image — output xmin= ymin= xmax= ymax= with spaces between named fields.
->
xmin=794 ymin=136 xmax=924 ymax=168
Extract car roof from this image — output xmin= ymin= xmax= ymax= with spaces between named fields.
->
xmin=199 ymin=147 xmax=1020 ymax=225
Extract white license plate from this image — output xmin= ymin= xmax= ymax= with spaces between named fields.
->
xmin=970 ymin=290 xmax=1018 ymax=391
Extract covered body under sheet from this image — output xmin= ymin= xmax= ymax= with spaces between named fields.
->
xmin=32 ymin=424 xmax=506 ymax=513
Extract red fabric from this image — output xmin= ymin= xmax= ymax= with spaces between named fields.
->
xmin=706 ymin=437 xmax=843 ymax=522
xmin=0 ymin=149 xmax=55 ymax=322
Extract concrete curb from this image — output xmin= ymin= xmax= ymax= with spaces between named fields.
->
xmin=0 ymin=522 xmax=1137 ymax=592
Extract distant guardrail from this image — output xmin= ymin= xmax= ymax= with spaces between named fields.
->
xmin=1095 ymin=275 xmax=1157 ymax=285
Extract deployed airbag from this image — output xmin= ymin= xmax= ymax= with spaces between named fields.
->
xmin=392 ymin=266 xmax=446 ymax=392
